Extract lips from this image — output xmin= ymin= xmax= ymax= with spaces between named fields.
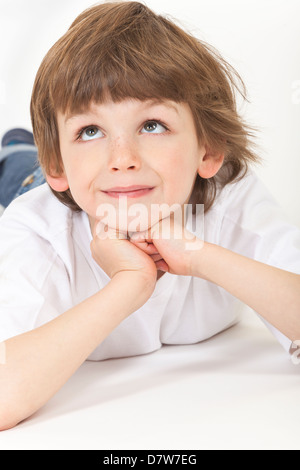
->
xmin=104 ymin=185 xmax=154 ymax=192
xmin=102 ymin=185 xmax=154 ymax=198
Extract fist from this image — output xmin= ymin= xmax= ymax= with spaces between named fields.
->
xmin=129 ymin=211 xmax=204 ymax=277
xmin=90 ymin=219 xmax=158 ymax=284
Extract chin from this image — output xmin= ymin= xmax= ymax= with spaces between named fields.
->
xmin=93 ymin=201 xmax=178 ymax=235
xmin=116 ymin=217 xmax=155 ymax=235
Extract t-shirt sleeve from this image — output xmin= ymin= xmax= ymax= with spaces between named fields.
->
xmin=215 ymin=170 xmax=300 ymax=352
xmin=0 ymin=213 xmax=71 ymax=342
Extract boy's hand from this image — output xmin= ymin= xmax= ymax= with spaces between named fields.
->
xmin=89 ymin=218 xmax=158 ymax=288
xmin=129 ymin=210 xmax=204 ymax=277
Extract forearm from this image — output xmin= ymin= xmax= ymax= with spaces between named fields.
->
xmin=192 ymin=242 xmax=300 ymax=341
xmin=0 ymin=272 xmax=149 ymax=430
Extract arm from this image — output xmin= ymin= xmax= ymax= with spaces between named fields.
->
xmin=129 ymin=212 xmax=300 ymax=343
xmin=0 ymin=220 xmax=158 ymax=431
xmin=192 ymin=242 xmax=300 ymax=342
xmin=0 ymin=272 xmax=154 ymax=431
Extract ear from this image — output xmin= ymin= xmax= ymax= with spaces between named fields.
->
xmin=46 ymin=170 xmax=69 ymax=192
xmin=197 ymin=147 xmax=224 ymax=179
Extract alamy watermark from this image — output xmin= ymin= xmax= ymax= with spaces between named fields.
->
xmin=290 ymin=340 xmax=300 ymax=365
xmin=95 ymin=198 xmax=204 ymax=251
xmin=291 ymin=80 xmax=300 ymax=104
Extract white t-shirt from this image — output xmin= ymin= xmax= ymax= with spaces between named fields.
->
xmin=0 ymin=170 xmax=299 ymax=359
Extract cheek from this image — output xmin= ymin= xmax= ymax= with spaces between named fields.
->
xmin=162 ymin=151 xmax=197 ymax=199
xmin=63 ymin=151 xmax=99 ymax=186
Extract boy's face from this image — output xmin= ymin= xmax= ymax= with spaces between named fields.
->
xmin=53 ymin=99 xmax=213 ymax=232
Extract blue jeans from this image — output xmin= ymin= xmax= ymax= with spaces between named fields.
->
xmin=0 ymin=144 xmax=46 ymax=208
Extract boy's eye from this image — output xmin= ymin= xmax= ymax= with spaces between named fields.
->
xmin=79 ymin=126 xmax=103 ymax=141
xmin=77 ymin=120 xmax=168 ymax=141
xmin=141 ymin=121 xmax=167 ymax=134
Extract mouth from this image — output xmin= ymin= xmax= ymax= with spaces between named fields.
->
xmin=102 ymin=186 xmax=155 ymax=199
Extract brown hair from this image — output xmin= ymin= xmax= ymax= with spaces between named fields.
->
xmin=30 ymin=1 xmax=259 ymax=213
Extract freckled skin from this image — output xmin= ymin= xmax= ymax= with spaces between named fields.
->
xmin=51 ymin=98 xmax=206 ymax=230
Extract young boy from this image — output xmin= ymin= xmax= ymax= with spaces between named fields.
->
xmin=0 ymin=1 xmax=299 ymax=430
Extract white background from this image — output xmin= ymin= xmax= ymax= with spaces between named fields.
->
xmin=0 ymin=0 xmax=299 ymax=226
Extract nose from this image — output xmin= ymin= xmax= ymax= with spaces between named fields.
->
xmin=108 ymin=137 xmax=142 ymax=172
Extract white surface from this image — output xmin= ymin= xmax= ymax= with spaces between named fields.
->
xmin=0 ymin=0 xmax=300 ymax=227
xmin=0 ymin=307 xmax=299 ymax=450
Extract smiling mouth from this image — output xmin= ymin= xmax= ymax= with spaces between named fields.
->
xmin=103 ymin=187 xmax=155 ymax=198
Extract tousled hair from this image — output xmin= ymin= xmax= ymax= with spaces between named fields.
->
xmin=30 ymin=1 xmax=259 ymax=213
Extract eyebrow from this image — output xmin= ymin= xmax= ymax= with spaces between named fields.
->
xmin=64 ymin=99 xmax=179 ymax=125
xmin=64 ymin=110 xmax=95 ymax=125
xmin=64 ymin=113 xmax=92 ymax=125
xmin=146 ymin=99 xmax=179 ymax=114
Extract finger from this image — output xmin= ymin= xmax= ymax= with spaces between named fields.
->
xmin=150 ymin=253 xmax=163 ymax=262
xmin=140 ymin=242 xmax=159 ymax=255
xmin=155 ymin=259 xmax=169 ymax=272
xmin=129 ymin=238 xmax=148 ymax=250
xmin=129 ymin=227 xmax=154 ymax=243
xmin=129 ymin=239 xmax=158 ymax=255
xmin=146 ymin=243 xmax=159 ymax=255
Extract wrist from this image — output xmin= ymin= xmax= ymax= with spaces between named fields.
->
xmin=191 ymin=241 xmax=215 ymax=280
xmin=109 ymin=271 xmax=156 ymax=312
